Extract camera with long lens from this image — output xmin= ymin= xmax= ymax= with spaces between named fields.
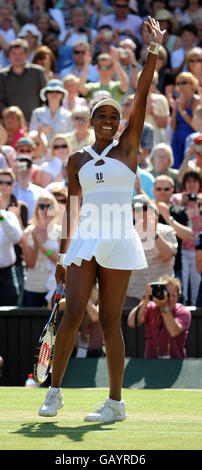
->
xmin=188 ymin=193 xmax=197 ymax=201
xmin=150 ymin=283 xmax=168 ymax=300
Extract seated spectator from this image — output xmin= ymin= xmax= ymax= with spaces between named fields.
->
xmin=62 ymin=74 xmax=87 ymax=112
xmin=127 ymin=276 xmax=191 ymax=359
xmin=59 ymin=6 xmax=97 ymax=47
xmin=28 ymin=128 xmax=49 ymax=166
xmin=0 ymin=6 xmax=17 ymax=67
xmin=125 ymin=194 xmax=178 ymax=307
xmin=153 ymin=174 xmax=193 ymax=282
xmin=145 ymin=70 xmax=170 ymax=145
xmin=114 ymin=42 xmax=139 ymax=95
xmin=42 ymin=31 xmax=73 ymax=75
xmin=29 ymin=79 xmax=74 ymax=146
xmin=90 ymin=25 xmax=119 ymax=64
xmin=38 ymin=133 xmax=72 ymax=188
xmin=32 ymin=0 xmax=65 ymax=34
xmin=148 ymin=142 xmax=179 ymax=190
xmin=181 ymin=0 xmax=202 ymax=25
xmin=195 ymin=201 xmax=202 ymax=307
xmin=171 ymin=168 xmax=202 ymax=305
xmin=155 ymin=44 xmax=175 ymax=96
xmin=3 ymin=106 xmax=26 ymax=149
xmin=170 ymin=71 xmax=199 ymax=168
xmin=12 ymin=151 xmax=46 ymax=220
xmin=170 ymin=23 xmax=198 ymax=77
xmin=18 ymin=23 xmax=42 ymax=62
xmin=97 ymin=0 xmax=142 ymax=44
xmin=178 ymin=134 xmax=202 ymax=183
xmin=79 ymin=47 xmax=129 ymax=103
xmin=0 ymin=167 xmax=28 ymax=306
xmin=0 ymin=188 xmax=23 ymax=306
xmin=21 ymin=192 xmax=60 ymax=307
xmin=183 ymin=105 xmax=202 ymax=161
xmin=65 ymin=105 xmax=95 ymax=152
xmin=34 ymin=12 xmax=59 ymax=37
xmin=0 ymin=38 xmax=47 ymax=124
xmin=59 ymin=41 xmax=100 ymax=82
xmin=32 ymin=45 xmax=57 ymax=81
xmin=185 ymin=47 xmax=202 ymax=82
xmin=0 ymin=145 xmax=16 ymax=170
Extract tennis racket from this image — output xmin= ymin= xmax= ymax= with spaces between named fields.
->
xmin=33 ymin=280 xmax=63 ymax=384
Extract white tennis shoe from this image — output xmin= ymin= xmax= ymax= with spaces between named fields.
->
xmin=38 ymin=387 xmax=64 ymax=417
xmin=84 ymin=398 xmax=127 ymax=422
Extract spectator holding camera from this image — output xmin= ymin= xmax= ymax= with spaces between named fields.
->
xmin=178 ymin=133 xmax=202 ymax=183
xmin=171 ymin=168 xmax=202 ymax=305
xmin=127 ymin=275 xmax=191 ymax=359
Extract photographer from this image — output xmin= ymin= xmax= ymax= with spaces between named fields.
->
xmin=127 ymin=276 xmax=191 ymax=359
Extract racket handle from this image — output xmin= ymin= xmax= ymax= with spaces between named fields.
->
xmin=55 ymin=280 xmax=63 ymax=299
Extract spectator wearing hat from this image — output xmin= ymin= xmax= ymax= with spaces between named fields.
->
xmin=29 ymin=79 xmax=74 ymax=146
xmin=125 ymin=194 xmax=178 ymax=307
xmin=12 ymin=139 xmax=45 ymax=220
xmin=0 ymin=38 xmax=47 ymax=124
xmin=18 ymin=23 xmax=42 ymax=63
xmin=154 ymin=9 xmax=182 ymax=54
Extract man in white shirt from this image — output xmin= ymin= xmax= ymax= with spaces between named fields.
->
xmin=98 ymin=0 xmax=142 ymax=43
xmin=0 ymin=208 xmax=23 ymax=306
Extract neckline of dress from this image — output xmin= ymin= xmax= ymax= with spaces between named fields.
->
xmin=83 ymin=140 xmax=118 ymax=162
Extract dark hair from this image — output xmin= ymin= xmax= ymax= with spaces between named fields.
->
xmin=182 ymin=168 xmax=202 ymax=190
xmin=180 ymin=23 xmax=198 ymax=36
xmin=32 ymin=45 xmax=56 ymax=72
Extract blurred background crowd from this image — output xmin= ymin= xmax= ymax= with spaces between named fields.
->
xmin=0 ymin=0 xmax=202 ymax=360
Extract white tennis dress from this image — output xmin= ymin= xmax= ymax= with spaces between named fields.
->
xmin=63 ymin=141 xmax=147 ymax=270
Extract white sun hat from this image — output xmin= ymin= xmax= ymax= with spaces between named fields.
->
xmin=90 ymin=98 xmax=122 ymax=118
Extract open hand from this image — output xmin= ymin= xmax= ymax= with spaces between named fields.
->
xmin=144 ymin=16 xmax=166 ymax=44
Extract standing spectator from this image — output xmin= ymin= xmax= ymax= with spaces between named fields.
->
xmin=90 ymin=25 xmax=119 ymax=64
xmin=171 ymin=168 xmax=202 ymax=305
xmin=0 ymin=6 xmax=18 ymax=67
xmin=97 ymin=0 xmax=142 ymax=43
xmin=145 ymin=70 xmax=170 ymax=145
xmin=170 ymin=71 xmax=199 ymax=168
xmin=178 ymin=134 xmax=202 ymax=183
xmin=29 ymin=79 xmax=73 ymax=146
xmin=12 ymin=152 xmax=45 ymax=220
xmin=21 ymin=192 xmax=60 ymax=307
xmin=59 ymin=41 xmax=99 ymax=82
xmin=62 ymin=74 xmax=87 ymax=112
xmin=127 ymin=276 xmax=191 ymax=359
xmin=0 ymin=167 xmax=28 ymax=305
xmin=0 ymin=187 xmax=23 ymax=306
xmin=126 ymin=194 xmax=178 ymax=307
xmin=65 ymin=106 xmax=95 ymax=152
xmin=3 ymin=106 xmax=25 ymax=149
xmin=153 ymin=174 xmax=193 ymax=282
xmin=0 ymin=38 xmax=47 ymax=123
xmin=79 ymin=47 xmax=129 ymax=103
xmin=195 ymin=201 xmax=202 ymax=307
xmin=32 ymin=45 xmax=57 ymax=81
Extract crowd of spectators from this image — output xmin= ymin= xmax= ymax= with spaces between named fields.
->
xmin=0 ymin=0 xmax=202 ymax=360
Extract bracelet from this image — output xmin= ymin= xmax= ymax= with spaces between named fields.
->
xmin=168 ymin=216 xmax=175 ymax=225
xmin=148 ymin=42 xmax=161 ymax=55
xmin=45 ymin=250 xmax=53 ymax=257
xmin=57 ymin=253 xmax=66 ymax=265
xmin=161 ymin=306 xmax=170 ymax=313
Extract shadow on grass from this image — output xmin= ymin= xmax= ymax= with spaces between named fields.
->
xmin=12 ymin=421 xmax=114 ymax=443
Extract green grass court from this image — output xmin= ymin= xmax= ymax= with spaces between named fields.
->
xmin=0 ymin=387 xmax=202 ymax=451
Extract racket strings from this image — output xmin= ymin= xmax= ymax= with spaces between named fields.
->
xmin=35 ymin=326 xmax=56 ymax=382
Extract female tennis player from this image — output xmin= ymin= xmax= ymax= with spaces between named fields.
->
xmin=39 ymin=17 xmax=166 ymax=421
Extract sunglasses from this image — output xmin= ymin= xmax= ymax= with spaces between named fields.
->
xmin=0 ymin=180 xmax=12 ymax=186
xmin=116 ymin=4 xmax=128 ymax=7
xmin=156 ymin=187 xmax=172 ymax=191
xmin=98 ymin=64 xmax=112 ymax=70
xmin=176 ymin=80 xmax=191 ymax=86
xmin=38 ymin=203 xmax=52 ymax=210
xmin=189 ymin=58 xmax=202 ymax=63
xmin=53 ymin=144 xmax=68 ymax=149
xmin=73 ymin=116 xmax=89 ymax=122
xmin=56 ymin=198 xmax=67 ymax=204
xmin=17 ymin=148 xmax=32 ymax=153
xmin=74 ymin=50 xmax=85 ymax=54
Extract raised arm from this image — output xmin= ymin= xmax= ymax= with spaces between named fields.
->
xmin=118 ymin=17 xmax=166 ymax=171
